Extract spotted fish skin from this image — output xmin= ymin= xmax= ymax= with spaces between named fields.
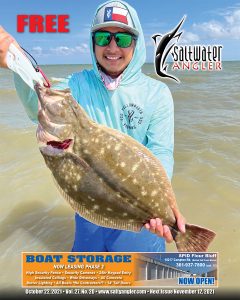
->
xmin=35 ymin=84 xmax=216 ymax=252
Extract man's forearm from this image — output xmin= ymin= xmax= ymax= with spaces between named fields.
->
xmin=14 ymin=73 xmax=71 ymax=123
xmin=14 ymin=73 xmax=39 ymax=123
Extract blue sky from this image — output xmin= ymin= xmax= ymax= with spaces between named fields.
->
xmin=1 ymin=0 xmax=240 ymax=64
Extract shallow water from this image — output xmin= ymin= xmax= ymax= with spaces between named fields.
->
xmin=0 ymin=62 xmax=239 ymax=292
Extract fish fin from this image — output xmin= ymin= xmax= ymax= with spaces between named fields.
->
xmin=51 ymin=175 xmax=142 ymax=233
xmin=174 ymin=32 xmax=183 ymax=40
xmin=173 ymin=223 xmax=216 ymax=252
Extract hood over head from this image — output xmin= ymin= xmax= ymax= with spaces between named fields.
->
xmin=90 ymin=0 xmax=146 ymax=86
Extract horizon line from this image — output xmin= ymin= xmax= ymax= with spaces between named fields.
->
xmin=39 ymin=60 xmax=240 ymax=66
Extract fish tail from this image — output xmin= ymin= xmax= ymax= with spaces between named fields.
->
xmin=171 ymin=223 xmax=216 ymax=252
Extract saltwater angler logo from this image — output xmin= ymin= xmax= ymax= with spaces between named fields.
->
xmin=152 ymin=16 xmax=223 ymax=83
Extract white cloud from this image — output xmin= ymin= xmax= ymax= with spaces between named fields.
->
xmin=193 ymin=21 xmax=227 ymax=38
xmin=193 ymin=7 xmax=240 ymax=40
xmin=75 ymin=43 xmax=89 ymax=53
xmin=50 ymin=46 xmax=73 ymax=55
xmin=31 ymin=46 xmax=43 ymax=56
xmin=50 ymin=44 xmax=89 ymax=56
xmin=145 ymin=30 xmax=199 ymax=48
xmin=179 ymin=31 xmax=200 ymax=44
xmin=223 ymin=7 xmax=240 ymax=25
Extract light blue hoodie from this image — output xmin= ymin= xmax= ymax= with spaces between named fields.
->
xmin=14 ymin=0 xmax=174 ymax=252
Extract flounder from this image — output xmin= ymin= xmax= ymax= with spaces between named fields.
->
xmin=35 ymin=84 xmax=216 ymax=252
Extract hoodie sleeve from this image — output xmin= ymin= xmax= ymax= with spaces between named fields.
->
xmin=13 ymin=73 xmax=71 ymax=123
xmin=145 ymin=85 xmax=174 ymax=180
xmin=13 ymin=73 xmax=39 ymax=123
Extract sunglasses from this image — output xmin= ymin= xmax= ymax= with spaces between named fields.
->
xmin=93 ymin=31 xmax=137 ymax=48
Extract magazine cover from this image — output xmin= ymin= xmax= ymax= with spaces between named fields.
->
xmin=0 ymin=0 xmax=239 ymax=298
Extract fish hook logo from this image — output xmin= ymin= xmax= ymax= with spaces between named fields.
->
xmin=152 ymin=16 xmax=186 ymax=83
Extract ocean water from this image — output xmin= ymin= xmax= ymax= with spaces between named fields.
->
xmin=0 ymin=62 xmax=239 ymax=293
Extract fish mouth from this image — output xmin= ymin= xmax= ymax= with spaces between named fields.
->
xmin=37 ymin=124 xmax=74 ymax=156
xmin=39 ymin=139 xmax=74 ymax=157
xmin=46 ymin=139 xmax=73 ymax=150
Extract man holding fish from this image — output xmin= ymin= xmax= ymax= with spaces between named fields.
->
xmin=0 ymin=1 xmax=186 ymax=252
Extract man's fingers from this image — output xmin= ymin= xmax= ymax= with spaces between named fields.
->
xmin=145 ymin=219 xmax=176 ymax=244
xmin=0 ymin=27 xmax=22 ymax=69
xmin=145 ymin=218 xmax=164 ymax=237
xmin=163 ymin=225 xmax=173 ymax=243
xmin=0 ymin=33 xmax=14 ymax=50
xmin=144 ymin=219 xmax=158 ymax=234
xmin=3 ymin=36 xmax=14 ymax=47
xmin=0 ymin=27 xmax=20 ymax=50
xmin=177 ymin=215 xmax=186 ymax=233
xmin=0 ymin=28 xmax=11 ymax=41
xmin=155 ymin=218 xmax=163 ymax=237
xmin=149 ymin=219 xmax=156 ymax=234
xmin=0 ymin=28 xmax=17 ymax=51
xmin=144 ymin=223 xmax=150 ymax=230
xmin=0 ymin=35 xmax=14 ymax=68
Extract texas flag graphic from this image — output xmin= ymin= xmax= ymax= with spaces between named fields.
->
xmin=104 ymin=7 xmax=128 ymax=24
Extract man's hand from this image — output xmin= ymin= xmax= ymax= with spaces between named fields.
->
xmin=144 ymin=212 xmax=186 ymax=243
xmin=0 ymin=26 xmax=21 ymax=68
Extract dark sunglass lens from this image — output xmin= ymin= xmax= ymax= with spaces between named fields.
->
xmin=94 ymin=32 xmax=135 ymax=48
xmin=94 ymin=32 xmax=110 ymax=46
xmin=115 ymin=33 xmax=133 ymax=48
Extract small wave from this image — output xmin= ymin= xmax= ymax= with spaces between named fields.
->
xmin=0 ymin=89 xmax=17 ymax=95
xmin=50 ymin=77 xmax=66 ymax=83
xmin=180 ymin=74 xmax=209 ymax=84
